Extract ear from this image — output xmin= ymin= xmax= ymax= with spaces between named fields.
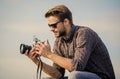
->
xmin=64 ymin=18 xmax=70 ymax=25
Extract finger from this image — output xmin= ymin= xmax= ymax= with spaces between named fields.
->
xmin=45 ymin=39 xmax=51 ymax=49
xmin=28 ymin=48 xmax=36 ymax=56
xmin=35 ymin=51 xmax=41 ymax=55
xmin=38 ymin=41 xmax=45 ymax=48
xmin=36 ymin=42 xmax=44 ymax=49
xmin=36 ymin=41 xmax=43 ymax=45
xmin=25 ymin=50 xmax=29 ymax=56
xmin=29 ymin=47 xmax=35 ymax=53
xmin=25 ymin=49 xmax=35 ymax=59
xmin=36 ymin=41 xmax=41 ymax=45
xmin=31 ymin=53 xmax=38 ymax=59
xmin=29 ymin=51 xmax=37 ymax=59
xmin=34 ymin=45 xmax=40 ymax=51
xmin=46 ymin=39 xmax=50 ymax=46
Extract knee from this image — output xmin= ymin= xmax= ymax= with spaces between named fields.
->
xmin=68 ymin=71 xmax=101 ymax=79
xmin=68 ymin=71 xmax=79 ymax=79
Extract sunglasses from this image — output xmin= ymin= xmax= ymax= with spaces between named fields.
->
xmin=48 ymin=21 xmax=61 ymax=28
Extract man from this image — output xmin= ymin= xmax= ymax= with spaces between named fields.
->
xmin=25 ymin=5 xmax=115 ymax=79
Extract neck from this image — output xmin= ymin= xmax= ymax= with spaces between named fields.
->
xmin=63 ymin=24 xmax=72 ymax=40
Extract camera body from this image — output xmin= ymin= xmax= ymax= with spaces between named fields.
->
xmin=20 ymin=37 xmax=40 ymax=54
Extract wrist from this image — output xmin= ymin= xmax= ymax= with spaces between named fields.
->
xmin=46 ymin=52 xmax=53 ymax=59
xmin=32 ymin=58 xmax=40 ymax=66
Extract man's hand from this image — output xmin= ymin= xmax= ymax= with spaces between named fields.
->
xmin=25 ymin=48 xmax=39 ymax=65
xmin=34 ymin=39 xmax=52 ymax=58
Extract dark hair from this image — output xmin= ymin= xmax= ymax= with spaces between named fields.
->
xmin=45 ymin=5 xmax=73 ymax=24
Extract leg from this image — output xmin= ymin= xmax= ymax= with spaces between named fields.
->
xmin=42 ymin=76 xmax=68 ymax=79
xmin=68 ymin=71 xmax=101 ymax=79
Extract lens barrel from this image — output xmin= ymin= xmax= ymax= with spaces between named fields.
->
xmin=20 ymin=44 xmax=32 ymax=54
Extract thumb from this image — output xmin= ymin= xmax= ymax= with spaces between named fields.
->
xmin=45 ymin=39 xmax=51 ymax=51
xmin=45 ymin=39 xmax=50 ymax=46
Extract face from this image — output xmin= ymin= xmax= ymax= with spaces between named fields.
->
xmin=47 ymin=16 xmax=66 ymax=38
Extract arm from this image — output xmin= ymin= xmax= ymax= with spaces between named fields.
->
xmin=47 ymin=53 xmax=74 ymax=71
xmin=35 ymin=40 xmax=74 ymax=71
xmin=25 ymin=49 xmax=62 ymax=78
xmin=36 ymin=28 xmax=95 ymax=71
xmin=40 ymin=61 xmax=62 ymax=78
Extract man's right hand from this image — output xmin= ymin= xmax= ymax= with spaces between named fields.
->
xmin=25 ymin=48 xmax=40 ymax=66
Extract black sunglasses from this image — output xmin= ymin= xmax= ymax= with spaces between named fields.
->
xmin=48 ymin=21 xmax=61 ymax=28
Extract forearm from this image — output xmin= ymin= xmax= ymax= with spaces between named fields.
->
xmin=47 ymin=53 xmax=74 ymax=71
xmin=33 ymin=58 xmax=62 ymax=78
xmin=42 ymin=62 xmax=62 ymax=78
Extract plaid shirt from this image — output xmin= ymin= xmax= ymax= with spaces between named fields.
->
xmin=53 ymin=25 xmax=115 ymax=79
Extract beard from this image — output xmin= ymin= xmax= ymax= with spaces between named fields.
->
xmin=56 ymin=26 xmax=66 ymax=38
xmin=58 ymin=29 xmax=66 ymax=37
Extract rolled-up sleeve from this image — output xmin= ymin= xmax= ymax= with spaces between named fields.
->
xmin=72 ymin=28 xmax=95 ymax=71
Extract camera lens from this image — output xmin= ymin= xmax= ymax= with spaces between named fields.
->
xmin=20 ymin=44 xmax=32 ymax=54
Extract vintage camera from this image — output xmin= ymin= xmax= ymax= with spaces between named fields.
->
xmin=20 ymin=36 xmax=40 ymax=54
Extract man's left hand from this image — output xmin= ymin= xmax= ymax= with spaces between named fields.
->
xmin=34 ymin=39 xmax=51 ymax=57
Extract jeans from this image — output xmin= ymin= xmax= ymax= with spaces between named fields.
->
xmin=42 ymin=71 xmax=101 ymax=79
xmin=68 ymin=71 xmax=101 ymax=79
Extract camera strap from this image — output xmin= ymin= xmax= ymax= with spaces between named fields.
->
xmin=37 ymin=57 xmax=43 ymax=79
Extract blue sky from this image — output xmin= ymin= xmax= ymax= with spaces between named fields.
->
xmin=0 ymin=0 xmax=120 ymax=79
